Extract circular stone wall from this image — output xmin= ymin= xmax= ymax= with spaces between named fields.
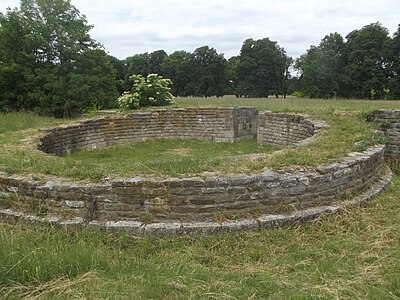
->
xmin=0 ymin=108 xmax=392 ymax=234
xmin=372 ymin=109 xmax=400 ymax=161
xmin=38 ymin=107 xmax=259 ymax=156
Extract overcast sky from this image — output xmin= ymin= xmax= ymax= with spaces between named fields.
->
xmin=1 ymin=0 xmax=399 ymax=59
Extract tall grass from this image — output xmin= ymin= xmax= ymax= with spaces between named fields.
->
xmin=0 ymin=112 xmax=60 ymax=134
xmin=0 ymin=224 xmax=108 ymax=285
xmin=1 ymin=176 xmax=400 ymax=298
xmin=1 ymin=98 xmax=400 ymax=298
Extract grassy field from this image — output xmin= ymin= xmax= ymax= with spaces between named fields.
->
xmin=2 ymin=97 xmax=400 ymax=181
xmin=1 ymin=97 xmax=400 ymax=299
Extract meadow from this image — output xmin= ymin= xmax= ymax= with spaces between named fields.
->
xmin=1 ymin=97 xmax=400 ymax=299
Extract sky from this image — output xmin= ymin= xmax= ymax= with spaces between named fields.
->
xmin=1 ymin=0 xmax=399 ymax=60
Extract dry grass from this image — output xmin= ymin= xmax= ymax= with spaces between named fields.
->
xmin=1 ymin=272 xmax=99 ymax=300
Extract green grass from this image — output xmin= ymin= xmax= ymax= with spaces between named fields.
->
xmin=2 ymin=97 xmax=400 ymax=181
xmin=1 ymin=98 xmax=400 ymax=298
xmin=66 ymin=139 xmax=277 ymax=179
xmin=0 ymin=112 xmax=62 ymax=134
xmin=1 ymin=174 xmax=400 ymax=299
xmin=174 ymin=96 xmax=400 ymax=113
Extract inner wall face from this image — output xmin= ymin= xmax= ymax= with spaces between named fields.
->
xmin=38 ymin=108 xmax=258 ymax=156
xmin=3 ymin=107 xmax=387 ymax=225
xmin=37 ymin=108 xmax=315 ymax=156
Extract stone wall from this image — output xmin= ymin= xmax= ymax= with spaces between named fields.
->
xmin=257 ymin=111 xmax=316 ymax=146
xmin=0 ymin=107 xmax=391 ymax=233
xmin=373 ymin=109 xmax=400 ymax=161
xmin=38 ymin=107 xmax=258 ymax=156
xmin=0 ymin=145 xmax=385 ymax=224
xmin=37 ymin=108 xmax=322 ymax=157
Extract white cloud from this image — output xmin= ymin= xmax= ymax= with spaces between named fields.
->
xmin=1 ymin=0 xmax=399 ymax=59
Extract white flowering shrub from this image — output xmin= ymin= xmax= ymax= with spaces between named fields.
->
xmin=117 ymin=74 xmax=174 ymax=110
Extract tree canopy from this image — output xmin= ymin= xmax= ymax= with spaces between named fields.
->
xmin=343 ymin=22 xmax=391 ymax=99
xmin=233 ymin=38 xmax=290 ymax=98
xmin=160 ymin=50 xmax=193 ymax=96
xmin=1 ymin=0 xmax=399 ymax=117
xmin=0 ymin=0 xmax=118 ymax=117
xmin=296 ymin=33 xmax=345 ymax=98
xmin=296 ymin=22 xmax=398 ymax=100
xmin=389 ymin=25 xmax=400 ymax=98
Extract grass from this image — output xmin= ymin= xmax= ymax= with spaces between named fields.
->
xmin=66 ymin=139 xmax=277 ymax=179
xmin=1 ymin=97 xmax=400 ymax=181
xmin=0 ymin=112 xmax=62 ymax=135
xmin=174 ymin=96 xmax=400 ymax=113
xmin=1 ymin=174 xmax=400 ymax=299
xmin=1 ymin=97 xmax=400 ymax=298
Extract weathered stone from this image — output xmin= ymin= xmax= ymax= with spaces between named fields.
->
xmin=65 ymin=200 xmax=85 ymax=208
xmin=105 ymin=220 xmax=143 ymax=235
xmin=220 ymin=219 xmax=259 ymax=231
xmin=59 ymin=217 xmax=84 ymax=226
xmin=0 ymin=108 xmax=391 ymax=234
xmin=181 ymin=222 xmax=222 ymax=234
xmin=38 ymin=108 xmax=259 ymax=156
xmin=144 ymin=222 xmax=182 ymax=235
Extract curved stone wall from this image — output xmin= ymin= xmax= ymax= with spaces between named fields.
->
xmin=37 ymin=108 xmax=323 ymax=156
xmin=372 ymin=109 xmax=400 ymax=161
xmin=257 ymin=111 xmax=316 ymax=146
xmin=0 ymin=108 xmax=391 ymax=234
xmin=0 ymin=145 xmax=386 ymax=224
xmin=38 ymin=107 xmax=258 ymax=156
xmin=1 ymin=169 xmax=392 ymax=235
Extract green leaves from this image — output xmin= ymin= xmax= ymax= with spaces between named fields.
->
xmin=233 ymin=38 xmax=290 ymax=98
xmin=344 ymin=22 xmax=391 ymax=99
xmin=118 ymin=74 xmax=174 ymax=110
xmin=296 ymin=33 xmax=345 ymax=99
xmin=0 ymin=0 xmax=118 ymax=117
xmin=296 ymin=23 xmax=396 ymax=100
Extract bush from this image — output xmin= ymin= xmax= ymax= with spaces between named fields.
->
xmin=118 ymin=74 xmax=174 ymax=110
xmin=291 ymin=91 xmax=307 ymax=98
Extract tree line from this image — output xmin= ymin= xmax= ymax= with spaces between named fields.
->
xmin=118 ymin=39 xmax=291 ymax=99
xmin=1 ymin=0 xmax=399 ymax=118
xmin=296 ymin=22 xmax=400 ymax=100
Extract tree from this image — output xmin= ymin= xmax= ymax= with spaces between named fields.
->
xmin=124 ymin=50 xmax=167 ymax=78
xmin=0 ymin=0 xmax=118 ymax=117
xmin=226 ymin=56 xmax=240 ymax=96
xmin=234 ymin=38 xmax=289 ymax=98
xmin=160 ymin=50 xmax=193 ymax=96
xmin=279 ymin=55 xmax=293 ymax=98
xmin=343 ymin=22 xmax=391 ymax=99
xmin=148 ymin=50 xmax=168 ymax=75
xmin=296 ymin=33 xmax=345 ymax=98
xmin=124 ymin=47 xmax=228 ymax=98
xmin=189 ymin=46 xmax=227 ymax=97
xmin=124 ymin=50 xmax=168 ymax=92
xmin=125 ymin=53 xmax=151 ymax=77
xmin=108 ymin=55 xmax=127 ymax=95
xmin=388 ymin=25 xmax=400 ymax=99
xmin=0 ymin=7 xmax=36 ymax=111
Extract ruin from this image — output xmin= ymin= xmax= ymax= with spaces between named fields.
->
xmin=0 ymin=108 xmax=397 ymax=234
